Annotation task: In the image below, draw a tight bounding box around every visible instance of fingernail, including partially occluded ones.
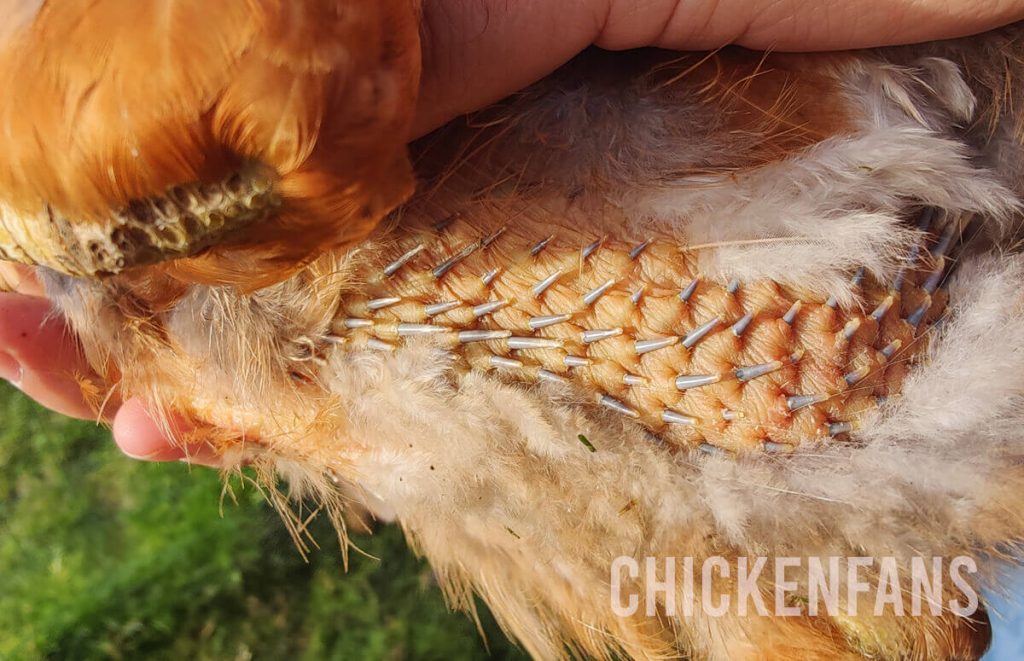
[121,449,161,461]
[0,352,23,388]
[121,447,181,462]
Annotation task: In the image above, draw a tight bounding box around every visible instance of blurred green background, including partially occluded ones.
[7,376,1020,661]
[0,382,526,660]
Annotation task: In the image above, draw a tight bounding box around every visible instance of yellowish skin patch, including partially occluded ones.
[332,203,947,454]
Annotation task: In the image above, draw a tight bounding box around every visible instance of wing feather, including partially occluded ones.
[0,0,421,286]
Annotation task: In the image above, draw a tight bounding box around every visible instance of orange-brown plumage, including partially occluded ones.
[0,0,421,286]
[7,5,1024,659]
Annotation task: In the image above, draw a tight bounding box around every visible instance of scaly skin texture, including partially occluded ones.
[335,200,948,453]
[34,38,1024,661]
[0,0,421,286]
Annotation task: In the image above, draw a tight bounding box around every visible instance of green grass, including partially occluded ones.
[0,383,525,660]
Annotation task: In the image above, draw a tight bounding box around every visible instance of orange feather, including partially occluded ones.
[0,0,421,287]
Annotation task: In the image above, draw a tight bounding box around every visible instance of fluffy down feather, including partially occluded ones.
[38,28,1024,661]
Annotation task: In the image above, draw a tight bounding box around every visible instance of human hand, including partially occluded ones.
[0,264,218,463]
[3,0,1022,464]
[412,0,1024,134]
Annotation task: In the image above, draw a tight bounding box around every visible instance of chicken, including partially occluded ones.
[7,3,1024,659]
[0,0,421,288]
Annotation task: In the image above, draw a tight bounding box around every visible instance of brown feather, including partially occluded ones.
[0,0,421,285]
